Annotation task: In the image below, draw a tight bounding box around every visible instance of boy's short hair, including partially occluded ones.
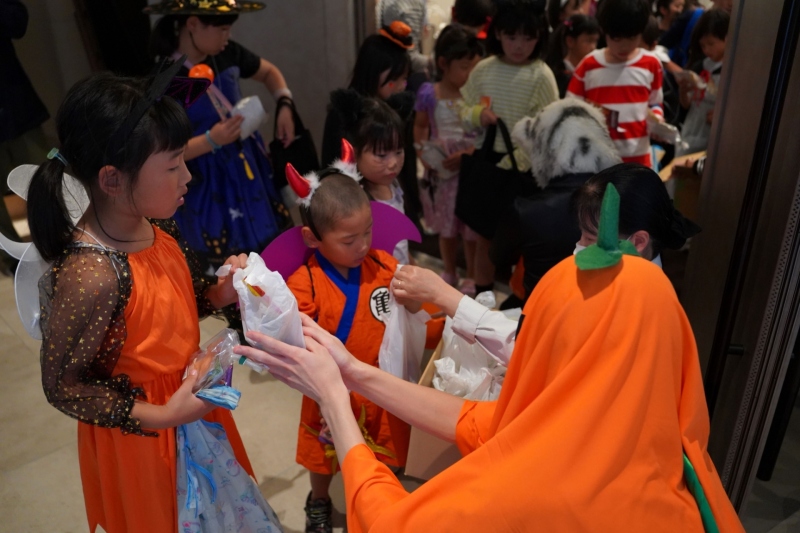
[692,8,730,42]
[306,174,371,236]
[597,0,651,39]
[641,16,661,48]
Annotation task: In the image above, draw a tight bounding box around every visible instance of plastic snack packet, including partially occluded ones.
[230,253,306,371]
[185,328,245,409]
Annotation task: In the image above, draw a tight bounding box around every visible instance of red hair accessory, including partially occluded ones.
[379,21,414,50]
[476,16,491,40]
[285,163,320,208]
[286,139,361,208]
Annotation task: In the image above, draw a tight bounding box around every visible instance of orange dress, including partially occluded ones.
[287,249,410,474]
[341,256,744,532]
[39,225,253,533]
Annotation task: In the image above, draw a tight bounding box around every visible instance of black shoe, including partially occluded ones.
[304,491,332,533]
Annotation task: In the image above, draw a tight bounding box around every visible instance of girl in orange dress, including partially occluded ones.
[28,66,265,532]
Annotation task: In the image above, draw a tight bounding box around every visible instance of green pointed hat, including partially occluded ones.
[575,183,640,270]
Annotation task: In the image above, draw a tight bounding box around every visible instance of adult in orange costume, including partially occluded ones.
[236,185,744,532]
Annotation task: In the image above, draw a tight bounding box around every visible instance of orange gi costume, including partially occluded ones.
[340,255,744,532]
[288,249,411,473]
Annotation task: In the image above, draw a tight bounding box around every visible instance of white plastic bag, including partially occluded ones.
[231,253,305,364]
[377,275,431,382]
[432,316,505,401]
[231,96,267,140]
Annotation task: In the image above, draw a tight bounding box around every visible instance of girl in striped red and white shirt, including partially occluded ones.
[567,0,664,168]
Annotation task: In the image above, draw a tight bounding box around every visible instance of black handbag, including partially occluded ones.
[455,118,535,239]
[269,98,320,190]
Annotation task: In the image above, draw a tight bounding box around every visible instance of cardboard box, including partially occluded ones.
[404,340,463,480]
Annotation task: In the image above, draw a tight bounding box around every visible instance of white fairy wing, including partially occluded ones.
[1,165,90,340]
[9,165,89,223]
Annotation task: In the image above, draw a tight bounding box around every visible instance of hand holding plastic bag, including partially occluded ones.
[378,271,431,382]
[230,253,306,361]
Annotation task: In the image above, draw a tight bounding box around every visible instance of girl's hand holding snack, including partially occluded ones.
[208,253,249,308]
[163,367,217,426]
[210,115,245,146]
[275,105,296,148]
[480,107,498,127]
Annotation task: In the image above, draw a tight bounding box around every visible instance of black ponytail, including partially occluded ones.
[27,72,192,262]
[28,159,73,262]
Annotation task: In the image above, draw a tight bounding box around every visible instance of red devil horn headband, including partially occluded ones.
[341,139,356,164]
[286,163,321,208]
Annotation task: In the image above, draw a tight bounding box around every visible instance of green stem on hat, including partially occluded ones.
[575,183,640,271]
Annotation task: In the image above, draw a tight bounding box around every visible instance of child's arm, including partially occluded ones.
[458,63,496,129]
[40,253,154,435]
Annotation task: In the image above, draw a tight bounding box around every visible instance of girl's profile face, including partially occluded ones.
[188,18,232,56]
[130,148,192,219]
[357,145,405,187]
[377,69,408,100]
[566,32,599,62]
[497,31,537,64]
[439,55,481,89]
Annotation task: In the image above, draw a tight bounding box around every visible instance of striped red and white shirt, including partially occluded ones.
[567,49,664,167]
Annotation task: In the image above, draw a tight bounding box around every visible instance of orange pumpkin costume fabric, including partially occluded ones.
[287,249,410,473]
[341,255,744,532]
[44,227,253,533]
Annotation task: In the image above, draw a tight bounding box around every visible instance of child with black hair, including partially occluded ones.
[545,14,600,97]
[568,0,665,168]
[546,0,592,30]
[452,0,495,35]
[655,0,686,34]
[459,0,559,296]
[677,8,729,156]
[414,24,482,292]
[320,23,413,166]
[353,98,414,264]
[147,1,293,270]
[27,70,274,532]
[285,168,421,533]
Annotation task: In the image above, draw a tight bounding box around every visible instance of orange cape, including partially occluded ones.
[342,256,744,532]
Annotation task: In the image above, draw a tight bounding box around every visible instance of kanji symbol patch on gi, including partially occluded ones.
[369,287,392,322]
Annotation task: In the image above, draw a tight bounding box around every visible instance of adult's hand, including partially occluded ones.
[299,314,361,387]
[275,105,295,148]
[392,265,464,318]
[234,329,348,405]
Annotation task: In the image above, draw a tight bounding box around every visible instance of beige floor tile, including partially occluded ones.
[0,443,87,532]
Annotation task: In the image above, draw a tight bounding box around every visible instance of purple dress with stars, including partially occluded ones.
[173,40,288,268]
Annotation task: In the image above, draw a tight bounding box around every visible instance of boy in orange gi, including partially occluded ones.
[284,148,421,533]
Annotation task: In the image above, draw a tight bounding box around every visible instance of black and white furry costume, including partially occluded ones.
[491,99,622,300]
[512,98,621,189]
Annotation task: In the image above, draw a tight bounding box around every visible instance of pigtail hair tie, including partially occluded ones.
[47,148,69,167]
